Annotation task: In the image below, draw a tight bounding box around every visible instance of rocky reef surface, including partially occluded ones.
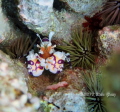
[60,0,106,14]
[0,50,40,112]
[0,0,11,43]
[18,0,106,41]
[28,68,88,112]
[44,90,88,112]
[0,50,88,112]
[0,0,120,112]
[98,25,120,56]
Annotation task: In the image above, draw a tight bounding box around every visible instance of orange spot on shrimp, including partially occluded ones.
[40,46,53,59]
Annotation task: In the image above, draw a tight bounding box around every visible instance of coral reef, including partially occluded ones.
[60,0,106,15]
[17,0,79,41]
[0,50,40,112]
[98,25,120,56]
[1,0,120,112]
[17,0,106,41]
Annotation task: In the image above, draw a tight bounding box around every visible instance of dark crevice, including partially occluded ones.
[53,0,68,11]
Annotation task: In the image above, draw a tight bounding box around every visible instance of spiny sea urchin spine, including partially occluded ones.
[57,26,98,69]
[97,0,120,27]
[83,70,107,112]
[0,32,37,59]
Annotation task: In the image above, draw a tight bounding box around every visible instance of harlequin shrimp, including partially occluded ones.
[26,32,69,76]
[26,50,45,76]
[45,51,66,74]
[37,31,56,59]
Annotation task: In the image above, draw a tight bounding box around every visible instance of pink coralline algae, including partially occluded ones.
[46,81,68,90]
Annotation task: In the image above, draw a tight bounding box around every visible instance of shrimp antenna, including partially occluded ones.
[36,34,42,43]
[49,31,55,42]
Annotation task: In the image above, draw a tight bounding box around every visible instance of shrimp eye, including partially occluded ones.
[58,59,64,64]
[28,60,34,65]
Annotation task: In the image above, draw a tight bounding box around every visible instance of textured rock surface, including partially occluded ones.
[28,68,87,112]
[28,68,84,94]
[18,0,106,41]
[0,0,11,43]
[98,25,120,56]
[18,0,81,41]
[60,0,106,14]
[0,50,40,112]
[44,90,88,112]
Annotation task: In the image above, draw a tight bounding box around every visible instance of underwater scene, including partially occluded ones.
[0,0,120,112]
